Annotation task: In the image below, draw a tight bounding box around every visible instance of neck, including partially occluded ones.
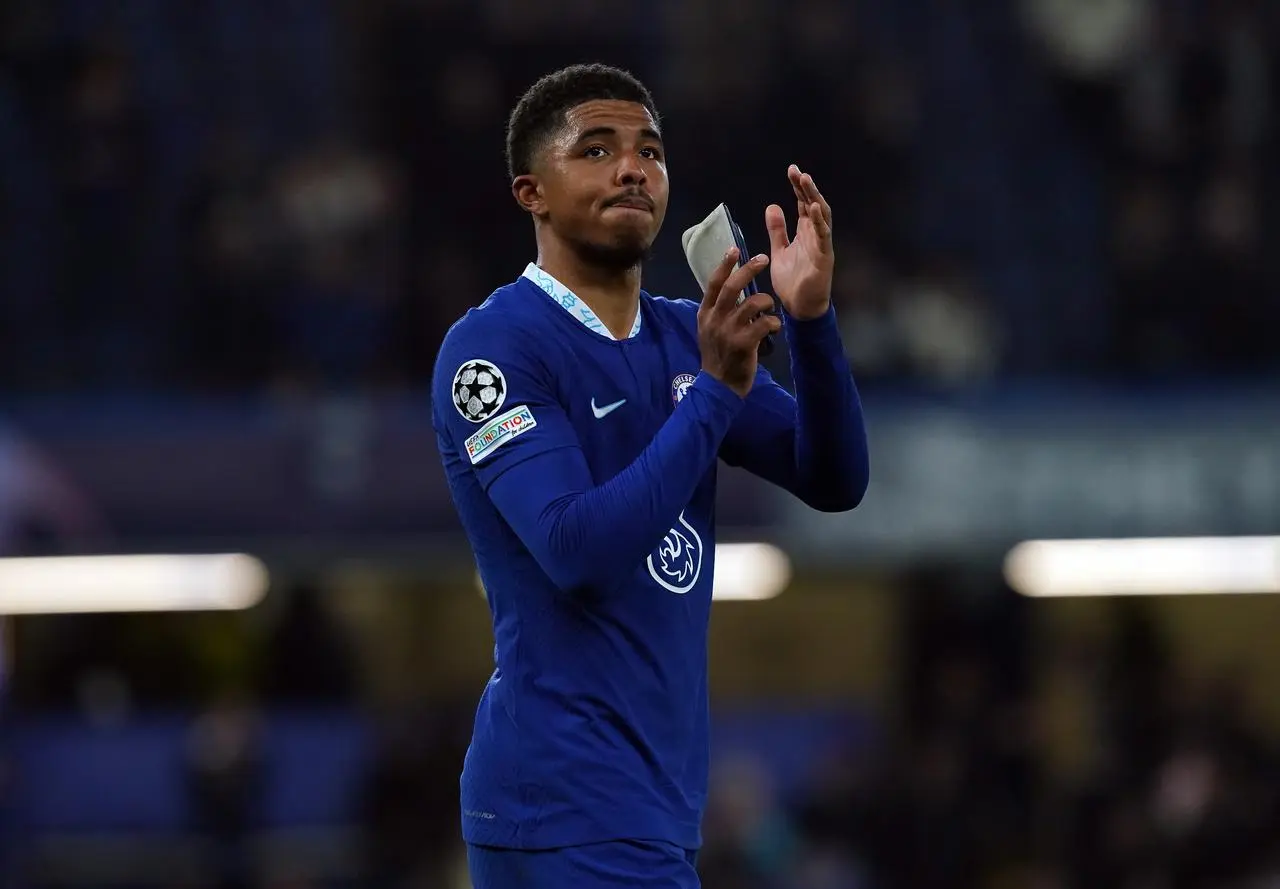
[535,236,641,340]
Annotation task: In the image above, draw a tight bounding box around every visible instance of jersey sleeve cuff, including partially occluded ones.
[785,304,848,367]
[784,303,839,341]
[692,371,747,415]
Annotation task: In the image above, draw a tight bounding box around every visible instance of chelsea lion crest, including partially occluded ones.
[646,511,704,594]
[671,373,697,405]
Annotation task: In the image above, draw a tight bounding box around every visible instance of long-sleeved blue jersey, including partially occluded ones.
[431,264,868,852]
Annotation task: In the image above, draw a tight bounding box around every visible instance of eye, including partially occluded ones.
[640,146,663,160]
[583,145,608,158]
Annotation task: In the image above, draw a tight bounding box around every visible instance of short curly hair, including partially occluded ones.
[505,63,660,180]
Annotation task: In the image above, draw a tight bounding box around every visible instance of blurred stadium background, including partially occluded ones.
[1,0,1279,887]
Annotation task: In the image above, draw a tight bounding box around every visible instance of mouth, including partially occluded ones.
[607,197,654,213]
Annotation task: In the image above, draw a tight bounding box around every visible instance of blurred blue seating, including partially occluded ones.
[7,707,872,832]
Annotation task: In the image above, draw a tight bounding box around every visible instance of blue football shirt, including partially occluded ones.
[431,264,868,852]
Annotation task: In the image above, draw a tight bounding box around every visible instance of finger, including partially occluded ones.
[764,204,790,253]
[788,163,804,191]
[809,201,832,250]
[732,291,777,324]
[716,254,769,315]
[788,164,807,217]
[739,312,783,346]
[700,247,742,315]
[758,313,783,336]
[801,173,833,227]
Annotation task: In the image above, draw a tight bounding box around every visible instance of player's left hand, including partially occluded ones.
[765,164,834,321]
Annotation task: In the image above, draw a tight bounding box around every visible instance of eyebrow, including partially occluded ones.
[574,125,664,145]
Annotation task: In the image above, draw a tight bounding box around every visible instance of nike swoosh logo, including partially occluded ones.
[591,397,627,419]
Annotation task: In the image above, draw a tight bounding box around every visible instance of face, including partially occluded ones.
[514,99,669,270]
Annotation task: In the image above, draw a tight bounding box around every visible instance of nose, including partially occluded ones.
[615,152,647,187]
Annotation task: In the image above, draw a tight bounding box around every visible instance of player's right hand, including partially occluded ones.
[697,248,781,398]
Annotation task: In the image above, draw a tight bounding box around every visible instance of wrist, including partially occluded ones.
[786,301,836,325]
[786,298,832,321]
[695,370,749,403]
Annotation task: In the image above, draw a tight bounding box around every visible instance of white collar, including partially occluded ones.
[522,263,642,341]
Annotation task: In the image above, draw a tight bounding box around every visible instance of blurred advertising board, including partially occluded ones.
[0,395,778,555]
[779,386,1280,565]
[3,386,1277,563]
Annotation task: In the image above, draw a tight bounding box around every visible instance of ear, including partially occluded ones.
[512,175,546,217]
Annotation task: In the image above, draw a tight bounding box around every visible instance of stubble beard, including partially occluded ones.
[571,229,656,273]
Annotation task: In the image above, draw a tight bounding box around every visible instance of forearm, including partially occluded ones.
[786,306,870,510]
[489,373,742,591]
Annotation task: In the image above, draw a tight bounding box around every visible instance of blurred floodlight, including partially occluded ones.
[0,554,269,614]
[1005,537,1280,598]
[476,542,790,601]
[709,543,791,600]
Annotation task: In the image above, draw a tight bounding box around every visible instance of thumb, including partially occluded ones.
[764,204,790,253]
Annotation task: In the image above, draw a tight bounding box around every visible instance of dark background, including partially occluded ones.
[1,0,1279,887]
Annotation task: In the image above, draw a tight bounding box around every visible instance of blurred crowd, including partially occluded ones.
[8,573,1280,889]
[0,0,1276,393]
[699,579,1280,889]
